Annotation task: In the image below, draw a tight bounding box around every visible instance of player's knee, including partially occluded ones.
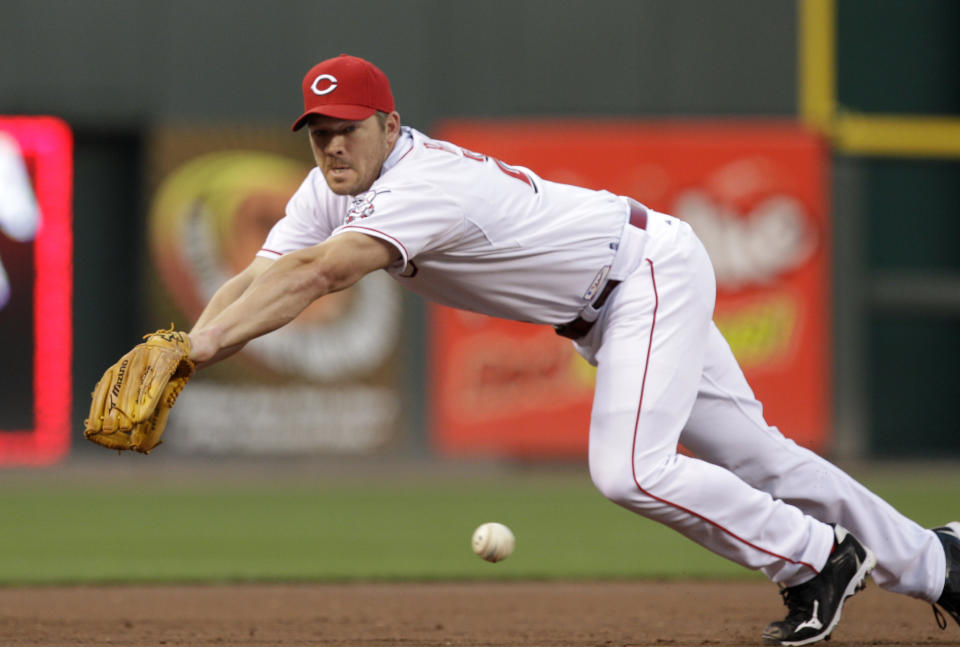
[588,459,637,505]
[589,451,679,508]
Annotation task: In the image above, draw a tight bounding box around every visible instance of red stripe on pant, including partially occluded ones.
[628,258,818,576]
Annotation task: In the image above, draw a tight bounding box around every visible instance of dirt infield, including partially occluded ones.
[0,580,950,646]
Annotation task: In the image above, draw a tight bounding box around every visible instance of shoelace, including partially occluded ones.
[779,584,817,622]
[933,604,947,630]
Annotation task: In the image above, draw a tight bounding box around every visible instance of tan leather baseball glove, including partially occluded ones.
[84,327,195,453]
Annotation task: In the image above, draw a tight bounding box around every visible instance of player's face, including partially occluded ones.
[307,112,400,196]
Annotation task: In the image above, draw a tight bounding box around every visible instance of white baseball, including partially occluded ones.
[471,522,515,563]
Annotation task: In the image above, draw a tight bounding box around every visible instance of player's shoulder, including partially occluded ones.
[378,127,471,189]
[364,141,466,215]
[407,127,467,162]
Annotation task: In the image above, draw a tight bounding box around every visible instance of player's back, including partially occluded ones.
[370,128,630,323]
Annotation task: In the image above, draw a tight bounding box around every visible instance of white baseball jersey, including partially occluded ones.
[259,127,632,325]
[258,125,945,604]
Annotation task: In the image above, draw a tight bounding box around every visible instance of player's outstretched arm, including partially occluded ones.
[188,231,398,366]
[193,257,273,331]
[188,256,273,368]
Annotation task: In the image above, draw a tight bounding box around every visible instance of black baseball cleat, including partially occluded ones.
[931,522,960,629]
[762,525,876,646]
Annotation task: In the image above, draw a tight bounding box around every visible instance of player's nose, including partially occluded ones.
[324,134,347,155]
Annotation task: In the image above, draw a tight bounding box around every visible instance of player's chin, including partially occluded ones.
[324,170,363,195]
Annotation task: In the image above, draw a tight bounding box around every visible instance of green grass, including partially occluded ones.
[0,463,957,585]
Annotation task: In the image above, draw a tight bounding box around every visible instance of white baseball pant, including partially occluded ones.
[576,209,944,600]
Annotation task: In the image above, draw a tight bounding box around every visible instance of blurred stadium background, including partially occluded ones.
[0,0,958,584]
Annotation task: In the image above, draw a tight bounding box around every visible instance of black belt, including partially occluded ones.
[554,279,622,339]
[554,200,648,340]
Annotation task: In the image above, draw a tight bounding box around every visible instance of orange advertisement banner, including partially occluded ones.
[429,120,830,457]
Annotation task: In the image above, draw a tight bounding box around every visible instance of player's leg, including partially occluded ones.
[679,322,946,602]
[584,220,836,588]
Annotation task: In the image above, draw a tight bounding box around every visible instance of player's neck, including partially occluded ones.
[379,127,412,178]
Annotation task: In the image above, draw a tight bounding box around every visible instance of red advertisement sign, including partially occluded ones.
[0,117,73,465]
[430,120,830,457]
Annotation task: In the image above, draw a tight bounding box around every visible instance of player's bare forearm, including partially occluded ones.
[188,232,398,365]
[189,255,324,362]
[190,342,246,370]
[188,257,273,368]
[192,264,264,332]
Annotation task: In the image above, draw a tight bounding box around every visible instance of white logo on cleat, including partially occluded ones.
[794,600,823,633]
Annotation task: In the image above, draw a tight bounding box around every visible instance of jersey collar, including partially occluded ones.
[379,126,414,178]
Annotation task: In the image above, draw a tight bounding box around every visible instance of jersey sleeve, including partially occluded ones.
[330,182,464,269]
[257,169,343,259]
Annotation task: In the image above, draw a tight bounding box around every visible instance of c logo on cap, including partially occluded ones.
[310,74,338,96]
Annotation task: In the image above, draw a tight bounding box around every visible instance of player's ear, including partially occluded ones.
[384,111,401,139]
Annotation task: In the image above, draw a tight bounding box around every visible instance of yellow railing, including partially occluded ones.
[799,0,960,158]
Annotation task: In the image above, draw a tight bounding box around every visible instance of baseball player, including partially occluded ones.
[101,54,960,644]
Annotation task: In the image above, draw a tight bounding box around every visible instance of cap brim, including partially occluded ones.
[291,105,378,131]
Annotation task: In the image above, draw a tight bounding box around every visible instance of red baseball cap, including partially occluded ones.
[291,54,395,131]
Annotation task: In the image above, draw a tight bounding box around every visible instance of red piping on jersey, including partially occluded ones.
[395,140,414,164]
[339,224,410,261]
[259,247,283,256]
[628,258,819,577]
